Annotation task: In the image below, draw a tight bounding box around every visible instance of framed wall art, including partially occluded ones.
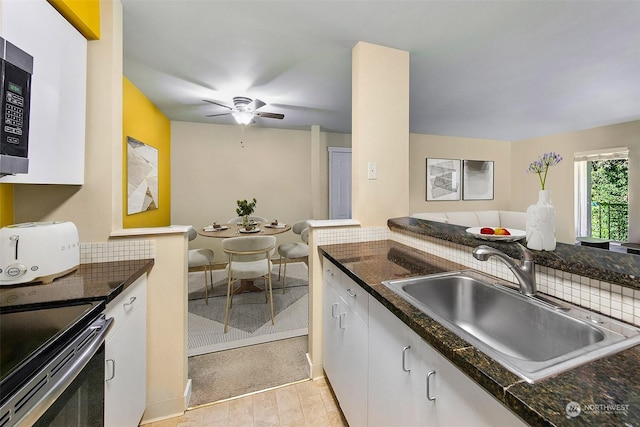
[426,158,461,201]
[462,160,494,200]
[127,136,159,214]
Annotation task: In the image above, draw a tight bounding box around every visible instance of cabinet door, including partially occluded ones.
[105,277,147,427]
[421,340,526,427]
[323,280,368,427]
[369,295,526,427]
[368,296,432,427]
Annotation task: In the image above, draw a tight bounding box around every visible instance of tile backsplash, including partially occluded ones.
[80,240,155,264]
[310,224,640,327]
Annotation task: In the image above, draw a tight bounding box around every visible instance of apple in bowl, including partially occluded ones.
[479,227,511,236]
[494,227,511,236]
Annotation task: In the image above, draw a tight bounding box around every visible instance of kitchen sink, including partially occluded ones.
[383,271,640,383]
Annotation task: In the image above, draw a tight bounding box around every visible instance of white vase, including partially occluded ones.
[526,189,556,251]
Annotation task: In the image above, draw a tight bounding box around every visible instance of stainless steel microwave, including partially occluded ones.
[0,37,33,176]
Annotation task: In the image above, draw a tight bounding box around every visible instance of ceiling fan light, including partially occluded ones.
[232,111,253,125]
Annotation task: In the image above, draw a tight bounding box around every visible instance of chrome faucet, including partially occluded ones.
[472,243,537,296]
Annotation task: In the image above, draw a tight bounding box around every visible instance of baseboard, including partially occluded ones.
[306,352,313,378]
[184,378,192,409]
[139,395,187,424]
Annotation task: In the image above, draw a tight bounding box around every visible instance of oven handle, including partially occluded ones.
[17,315,114,427]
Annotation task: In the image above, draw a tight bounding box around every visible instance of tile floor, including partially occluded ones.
[145,377,348,427]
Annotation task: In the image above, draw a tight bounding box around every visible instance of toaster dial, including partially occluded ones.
[5,263,27,278]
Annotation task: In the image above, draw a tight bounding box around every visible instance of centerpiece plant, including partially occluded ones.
[236,198,257,229]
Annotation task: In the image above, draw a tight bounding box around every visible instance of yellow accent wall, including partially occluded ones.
[0,184,14,227]
[123,77,171,228]
[48,0,100,40]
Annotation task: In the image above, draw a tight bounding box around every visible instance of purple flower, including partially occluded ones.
[527,152,563,190]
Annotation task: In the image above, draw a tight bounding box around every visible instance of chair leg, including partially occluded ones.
[209,262,214,290]
[203,265,209,305]
[278,256,283,281]
[282,258,288,294]
[224,274,233,334]
[267,272,274,325]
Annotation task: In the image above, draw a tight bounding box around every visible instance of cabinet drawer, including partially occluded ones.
[323,258,368,324]
[323,260,342,288]
[105,275,146,338]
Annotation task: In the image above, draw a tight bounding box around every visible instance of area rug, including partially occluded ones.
[188,262,308,356]
[188,335,309,407]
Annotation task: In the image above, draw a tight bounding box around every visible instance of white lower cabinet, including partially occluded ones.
[323,267,368,427]
[104,275,147,427]
[368,295,526,427]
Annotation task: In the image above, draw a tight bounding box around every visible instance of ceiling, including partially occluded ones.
[122,1,640,141]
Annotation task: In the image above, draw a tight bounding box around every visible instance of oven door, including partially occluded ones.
[0,307,112,427]
[32,341,106,426]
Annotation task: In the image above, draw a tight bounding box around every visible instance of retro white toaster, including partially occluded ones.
[0,221,80,285]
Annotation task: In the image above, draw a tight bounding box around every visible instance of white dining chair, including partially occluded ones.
[222,235,276,333]
[277,220,309,294]
[187,226,215,305]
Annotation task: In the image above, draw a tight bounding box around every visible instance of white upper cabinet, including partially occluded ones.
[0,0,87,184]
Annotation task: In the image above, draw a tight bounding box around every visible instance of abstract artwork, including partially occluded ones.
[463,160,494,200]
[127,136,158,214]
[426,158,461,201]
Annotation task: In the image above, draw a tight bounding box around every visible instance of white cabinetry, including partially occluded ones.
[105,275,147,427]
[0,0,87,184]
[368,295,526,427]
[322,261,368,427]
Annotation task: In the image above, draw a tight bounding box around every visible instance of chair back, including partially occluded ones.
[187,226,198,241]
[300,228,309,244]
[291,220,309,235]
[223,236,276,262]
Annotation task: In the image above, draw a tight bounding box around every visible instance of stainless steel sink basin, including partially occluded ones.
[383,271,640,383]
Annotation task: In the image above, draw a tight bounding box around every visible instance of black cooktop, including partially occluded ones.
[0,301,105,403]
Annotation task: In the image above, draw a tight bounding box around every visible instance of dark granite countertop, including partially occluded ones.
[319,240,640,427]
[389,216,640,290]
[0,259,154,310]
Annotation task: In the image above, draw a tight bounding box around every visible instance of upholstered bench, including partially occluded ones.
[411,210,527,230]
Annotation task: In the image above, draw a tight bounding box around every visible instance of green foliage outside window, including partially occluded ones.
[590,159,628,241]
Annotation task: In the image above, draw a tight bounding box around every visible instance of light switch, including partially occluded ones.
[368,162,377,180]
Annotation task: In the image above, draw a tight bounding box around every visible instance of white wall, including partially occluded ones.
[409,133,512,215]
[511,120,639,244]
[170,121,350,262]
[352,42,410,226]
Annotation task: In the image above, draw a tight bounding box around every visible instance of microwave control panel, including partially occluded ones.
[1,59,31,158]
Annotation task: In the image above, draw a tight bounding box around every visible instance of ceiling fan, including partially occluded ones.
[203,96,284,125]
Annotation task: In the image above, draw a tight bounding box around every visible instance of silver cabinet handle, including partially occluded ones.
[426,370,436,401]
[331,303,339,318]
[402,346,411,372]
[339,313,346,329]
[123,296,137,308]
[346,288,356,297]
[106,358,116,381]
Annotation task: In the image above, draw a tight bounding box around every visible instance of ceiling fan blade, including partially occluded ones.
[206,112,232,117]
[247,98,266,112]
[255,111,284,120]
[203,99,233,110]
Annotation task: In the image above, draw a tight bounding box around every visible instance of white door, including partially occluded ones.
[329,147,352,219]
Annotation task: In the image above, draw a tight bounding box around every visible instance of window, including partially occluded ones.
[574,147,629,242]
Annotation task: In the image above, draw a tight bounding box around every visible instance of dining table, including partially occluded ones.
[198,221,292,293]
[198,222,292,238]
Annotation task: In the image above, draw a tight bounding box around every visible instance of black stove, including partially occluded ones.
[0,300,107,426]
